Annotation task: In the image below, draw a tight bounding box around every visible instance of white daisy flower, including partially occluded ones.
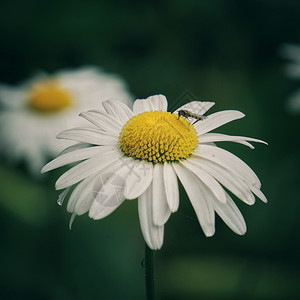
[0,67,133,174]
[282,43,300,112]
[42,95,267,250]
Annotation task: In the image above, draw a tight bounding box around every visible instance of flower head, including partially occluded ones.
[42,95,267,250]
[0,67,133,174]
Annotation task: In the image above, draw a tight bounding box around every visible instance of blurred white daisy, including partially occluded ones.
[42,95,267,250]
[282,43,300,112]
[0,67,133,174]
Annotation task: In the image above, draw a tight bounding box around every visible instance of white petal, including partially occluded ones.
[173,101,215,115]
[197,133,267,149]
[190,157,255,205]
[133,98,153,115]
[193,145,261,188]
[67,173,99,213]
[194,110,245,136]
[57,127,118,145]
[57,187,71,206]
[79,110,122,134]
[181,160,227,203]
[0,84,26,109]
[124,160,153,199]
[58,143,89,156]
[89,161,130,219]
[68,159,123,215]
[146,94,168,111]
[55,150,121,190]
[212,193,246,235]
[138,184,164,250]
[173,163,215,237]
[102,100,133,124]
[42,146,116,173]
[164,163,179,212]
[232,141,255,149]
[152,164,171,226]
[250,186,268,203]
[69,213,76,230]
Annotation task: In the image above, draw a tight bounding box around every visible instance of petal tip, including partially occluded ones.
[55,182,63,191]
[56,132,63,139]
[204,227,215,237]
[88,210,96,219]
[123,191,137,200]
[69,213,76,230]
[238,228,247,235]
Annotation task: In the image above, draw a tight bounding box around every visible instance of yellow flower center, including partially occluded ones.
[28,80,73,112]
[119,111,198,164]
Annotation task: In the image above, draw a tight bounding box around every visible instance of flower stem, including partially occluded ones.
[145,243,155,300]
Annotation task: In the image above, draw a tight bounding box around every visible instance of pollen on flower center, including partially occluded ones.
[119,111,198,163]
[28,81,73,112]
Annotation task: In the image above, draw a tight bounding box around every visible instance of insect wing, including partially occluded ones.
[184,116,195,123]
[173,101,215,116]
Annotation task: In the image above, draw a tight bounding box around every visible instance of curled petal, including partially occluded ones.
[197,133,267,149]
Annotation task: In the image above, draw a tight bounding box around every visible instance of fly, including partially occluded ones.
[177,110,206,124]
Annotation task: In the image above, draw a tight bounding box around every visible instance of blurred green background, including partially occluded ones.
[0,0,300,299]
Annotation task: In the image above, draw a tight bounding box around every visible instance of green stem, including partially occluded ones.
[145,243,155,300]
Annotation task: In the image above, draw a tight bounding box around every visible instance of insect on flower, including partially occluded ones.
[42,95,268,250]
[177,109,207,124]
